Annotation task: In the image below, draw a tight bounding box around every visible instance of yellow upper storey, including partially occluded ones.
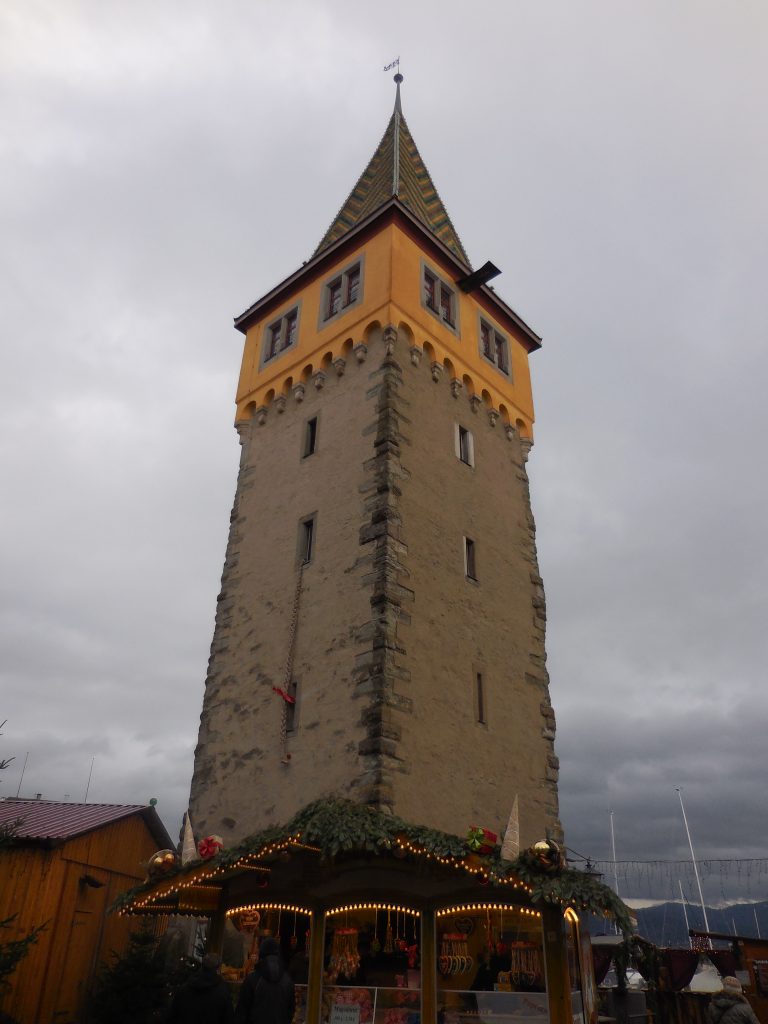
[235,216,539,438]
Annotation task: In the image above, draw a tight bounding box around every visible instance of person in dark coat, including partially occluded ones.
[707,977,760,1024]
[167,953,234,1024]
[235,937,295,1024]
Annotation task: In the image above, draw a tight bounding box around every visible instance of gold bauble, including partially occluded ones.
[148,849,178,875]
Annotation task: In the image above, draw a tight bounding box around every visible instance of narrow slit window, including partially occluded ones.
[476,673,486,725]
[285,680,298,734]
[457,425,473,466]
[464,537,477,580]
[301,518,315,564]
[303,417,318,457]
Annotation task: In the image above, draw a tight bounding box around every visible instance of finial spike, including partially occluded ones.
[394,72,403,113]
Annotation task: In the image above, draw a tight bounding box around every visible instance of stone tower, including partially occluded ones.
[189,79,561,851]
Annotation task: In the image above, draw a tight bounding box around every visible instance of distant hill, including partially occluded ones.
[589,899,768,947]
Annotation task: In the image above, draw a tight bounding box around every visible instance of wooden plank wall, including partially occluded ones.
[0,814,167,1024]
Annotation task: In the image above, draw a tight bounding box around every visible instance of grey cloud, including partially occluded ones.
[2,1,766,887]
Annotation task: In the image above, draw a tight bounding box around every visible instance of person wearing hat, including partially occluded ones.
[166,953,234,1024]
[707,977,759,1024]
[235,937,295,1024]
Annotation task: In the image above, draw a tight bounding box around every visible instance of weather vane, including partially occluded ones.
[383,57,400,72]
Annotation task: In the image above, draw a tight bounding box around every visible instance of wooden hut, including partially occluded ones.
[0,797,173,1024]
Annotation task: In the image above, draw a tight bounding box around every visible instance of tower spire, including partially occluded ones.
[392,73,403,196]
[313,77,471,267]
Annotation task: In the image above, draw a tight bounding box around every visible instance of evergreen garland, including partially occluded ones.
[114,798,633,934]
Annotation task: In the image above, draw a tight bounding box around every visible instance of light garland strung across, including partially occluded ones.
[390,838,533,895]
[436,903,541,919]
[123,833,320,914]
[124,827,626,923]
[226,902,312,918]
[326,903,421,918]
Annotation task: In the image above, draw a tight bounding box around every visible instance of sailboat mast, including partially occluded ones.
[679,879,692,950]
[609,810,620,896]
[676,787,711,941]
[609,810,621,936]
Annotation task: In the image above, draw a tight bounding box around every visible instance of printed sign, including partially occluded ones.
[330,1004,361,1024]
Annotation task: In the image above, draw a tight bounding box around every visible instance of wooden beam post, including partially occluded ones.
[305,909,325,1024]
[542,905,572,1024]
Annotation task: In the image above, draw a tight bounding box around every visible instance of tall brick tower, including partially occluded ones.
[189,77,561,851]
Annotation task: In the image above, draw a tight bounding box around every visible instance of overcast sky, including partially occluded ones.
[2,0,766,899]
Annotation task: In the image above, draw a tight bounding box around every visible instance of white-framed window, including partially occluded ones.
[321,260,363,324]
[422,264,457,331]
[261,305,299,366]
[479,317,511,377]
[463,536,478,581]
[454,424,474,467]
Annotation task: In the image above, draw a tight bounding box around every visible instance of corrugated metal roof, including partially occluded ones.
[0,798,172,847]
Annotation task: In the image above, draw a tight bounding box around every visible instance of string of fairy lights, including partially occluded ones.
[327,903,420,918]
[435,904,541,919]
[583,858,768,901]
[120,834,318,916]
[121,832,541,917]
[121,831,611,923]
[226,903,312,919]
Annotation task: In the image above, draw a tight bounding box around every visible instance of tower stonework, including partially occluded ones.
[190,85,562,852]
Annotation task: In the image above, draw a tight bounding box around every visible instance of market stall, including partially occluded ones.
[115,799,630,1024]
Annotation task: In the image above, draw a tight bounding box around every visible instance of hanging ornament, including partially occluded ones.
[232,910,261,934]
[439,933,473,976]
[290,912,298,950]
[329,927,360,982]
[371,910,381,954]
[146,849,177,880]
[197,835,224,860]
[466,826,498,854]
[396,909,408,951]
[384,909,394,954]
[529,839,564,873]
[496,908,507,956]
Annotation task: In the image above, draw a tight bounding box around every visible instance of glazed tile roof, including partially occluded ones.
[314,82,471,268]
[0,797,172,847]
